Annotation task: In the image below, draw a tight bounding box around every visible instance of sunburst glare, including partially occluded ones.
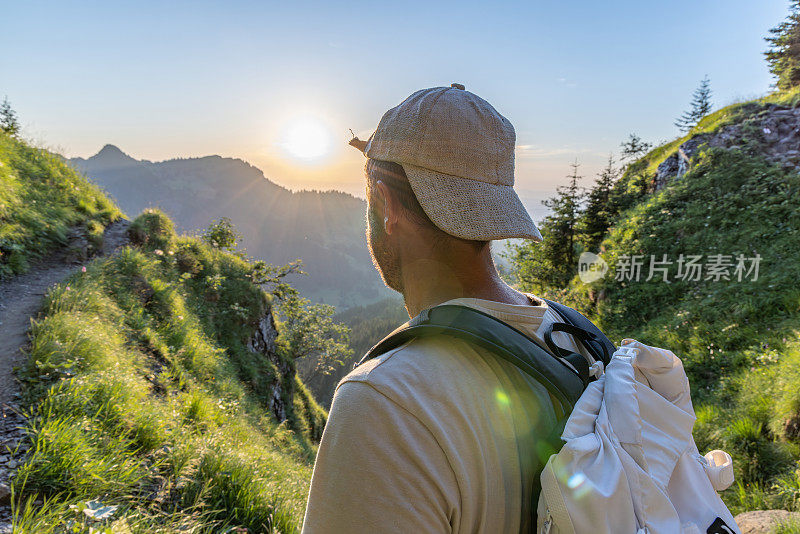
[280,117,331,161]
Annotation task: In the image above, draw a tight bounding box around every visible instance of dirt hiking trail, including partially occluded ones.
[0,220,130,528]
[0,220,130,404]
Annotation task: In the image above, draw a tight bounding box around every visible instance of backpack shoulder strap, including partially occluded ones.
[541,298,616,366]
[356,304,586,413]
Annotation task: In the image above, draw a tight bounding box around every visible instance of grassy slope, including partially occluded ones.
[15,210,326,533]
[560,90,800,513]
[0,131,121,278]
[1,134,326,532]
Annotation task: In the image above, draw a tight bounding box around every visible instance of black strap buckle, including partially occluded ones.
[544,322,611,385]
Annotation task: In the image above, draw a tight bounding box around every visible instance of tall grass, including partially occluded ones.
[0,131,121,278]
[12,210,325,533]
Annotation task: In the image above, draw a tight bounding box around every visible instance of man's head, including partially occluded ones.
[364,158,489,292]
[353,84,542,295]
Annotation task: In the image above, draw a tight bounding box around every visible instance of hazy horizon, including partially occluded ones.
[71,141,557,222]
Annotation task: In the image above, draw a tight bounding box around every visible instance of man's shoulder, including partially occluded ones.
[336,335,488,407]
[341,336,461,385]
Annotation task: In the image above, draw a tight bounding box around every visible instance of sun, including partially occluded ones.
[280,117,331,161]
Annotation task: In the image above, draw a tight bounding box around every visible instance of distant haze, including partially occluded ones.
[71,145,393,309]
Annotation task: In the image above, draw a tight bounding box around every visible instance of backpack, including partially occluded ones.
[358,300,738,534]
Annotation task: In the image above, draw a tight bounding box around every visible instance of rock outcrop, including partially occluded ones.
[247,311,292,423]
[655,104,800,190]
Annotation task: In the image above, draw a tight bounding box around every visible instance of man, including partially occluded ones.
[302,84,590,533]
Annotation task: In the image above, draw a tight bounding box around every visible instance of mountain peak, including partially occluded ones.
[95,144,128,157]
[88,144,137,165]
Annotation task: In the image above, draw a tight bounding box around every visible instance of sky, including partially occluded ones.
[1,0,790,221]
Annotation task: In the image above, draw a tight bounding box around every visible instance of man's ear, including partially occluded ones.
[374,180,399,235]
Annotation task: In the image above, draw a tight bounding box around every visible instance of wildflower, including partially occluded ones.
[81,266,87,273]
[65,286,70,291]
[168,250,174,255]
[154,249,164,256]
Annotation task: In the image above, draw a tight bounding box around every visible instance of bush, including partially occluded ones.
[127,208,175,251]
[202,217,240,251]
[724,417,792,485]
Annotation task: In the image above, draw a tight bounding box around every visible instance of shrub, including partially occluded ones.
[725,417,793,486]
[127,208,175,251]
[202,217,241,251]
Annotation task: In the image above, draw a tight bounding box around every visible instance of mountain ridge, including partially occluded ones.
[70,147,391,308]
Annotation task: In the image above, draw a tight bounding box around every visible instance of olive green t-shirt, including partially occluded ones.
[302,294,592,533]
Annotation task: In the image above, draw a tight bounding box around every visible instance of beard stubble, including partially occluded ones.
[366,206,404,294]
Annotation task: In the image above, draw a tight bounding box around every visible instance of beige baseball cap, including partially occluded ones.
[350,83,542,242]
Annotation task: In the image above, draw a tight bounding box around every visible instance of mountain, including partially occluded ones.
[71,146,392,308]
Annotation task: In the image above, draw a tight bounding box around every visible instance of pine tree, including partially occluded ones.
[674,76,712,133]
[510,161,586,291]
[547,160,585,269]
[0,97,20,137]
[579,154,619,251]
[620,133,652,162]
[765,0,800,90]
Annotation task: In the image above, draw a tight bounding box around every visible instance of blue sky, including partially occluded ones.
[1,0,790,220]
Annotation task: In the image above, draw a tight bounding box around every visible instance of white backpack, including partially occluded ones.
[536,339,739,534]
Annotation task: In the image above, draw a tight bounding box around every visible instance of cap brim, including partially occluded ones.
[401,162,543,242]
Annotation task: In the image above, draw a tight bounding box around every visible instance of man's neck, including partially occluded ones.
[399,253,531,318]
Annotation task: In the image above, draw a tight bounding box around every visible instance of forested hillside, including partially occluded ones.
[300,297,407,408]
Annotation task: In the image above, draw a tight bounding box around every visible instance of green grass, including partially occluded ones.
[549,90,800,514]
[771,517,800,534]
[0,131,121,278]
[12,209,326,533]
[583,148,800,389]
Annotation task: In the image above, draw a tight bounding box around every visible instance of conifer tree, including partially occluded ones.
[606,133,653,216]
[620,133,651,162]
[765,0,800,90]
[579,154,619,251]
[510,160,585,291]
[0,97,20,137]
[674,76,712,133]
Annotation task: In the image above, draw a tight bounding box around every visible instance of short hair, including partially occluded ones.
[365,158,489,250]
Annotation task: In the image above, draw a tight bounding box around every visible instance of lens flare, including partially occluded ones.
[495,389,511,407]
[567,472,586,489]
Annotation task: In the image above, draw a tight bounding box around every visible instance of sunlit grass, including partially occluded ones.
[0,131,121,278]
[12,210,325,533]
